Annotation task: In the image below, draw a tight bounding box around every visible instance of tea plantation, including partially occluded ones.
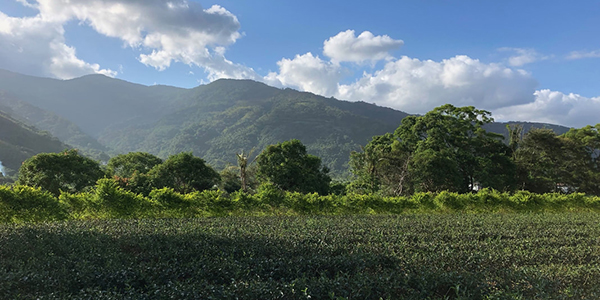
[1,214,599,299]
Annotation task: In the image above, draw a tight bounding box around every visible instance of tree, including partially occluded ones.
[349,133,412,196]
[514,128,589,193]
[219,168,242,193]
[561,124,600,194]
[256,139,331,195]
[236,149,257,193]
[149,152,220,194]
[107,152,162,178]
[17,149,104,196]
[394,104,515,193]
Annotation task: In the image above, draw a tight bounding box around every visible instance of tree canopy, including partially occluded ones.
[107,152,163,178]
[351,104,516,195]
[17,149,104,196]
[149,152,220,194]
[256,139,331,195]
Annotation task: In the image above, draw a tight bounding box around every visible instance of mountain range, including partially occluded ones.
[0,69,571,177]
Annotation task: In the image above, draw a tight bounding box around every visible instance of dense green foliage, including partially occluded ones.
[350,105,600,196]
[3,179,600,222]
[514,125,600,195]
[16,149,104,197]
[256,139,331,195]
[107,152,163,178]
[2,214,600,299]
[148,152,221,194]
[351,105,516,195]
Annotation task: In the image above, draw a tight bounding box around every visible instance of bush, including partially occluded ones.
[149,187,187,209]
[94,178,156,218]
[434,191,464,210]
[0,185,67,222]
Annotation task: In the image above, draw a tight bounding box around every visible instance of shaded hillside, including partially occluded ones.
[0,69,185,137]
[0,110,68,175]
[0,91,109,160]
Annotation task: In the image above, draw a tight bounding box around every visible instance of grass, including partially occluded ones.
[1,213,600,299]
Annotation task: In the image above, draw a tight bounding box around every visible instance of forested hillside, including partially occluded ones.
[98,79,411,174]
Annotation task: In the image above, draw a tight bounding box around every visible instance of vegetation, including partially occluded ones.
[1,214,600,299]
[256,139,331,195]
[0,91,110,161]
[3,181,600,222]
[16,149,104,197]
[107,152,163,178]
[350,105,600,197]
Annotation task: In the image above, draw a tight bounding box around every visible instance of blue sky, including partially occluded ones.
[1,0,599,127]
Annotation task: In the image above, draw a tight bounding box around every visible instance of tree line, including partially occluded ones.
[7,104,600,197]
[349,104,600,196]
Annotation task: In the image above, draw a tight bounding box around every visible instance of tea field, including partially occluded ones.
[1,214,600,299]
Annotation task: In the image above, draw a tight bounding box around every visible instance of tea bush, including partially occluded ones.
[1,214,600,299]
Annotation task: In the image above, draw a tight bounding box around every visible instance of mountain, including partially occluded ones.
[0,69,572,176]
[0,91,109,160]
[97,79,411,174]
[0,69,185,137]
[0,110,69,176]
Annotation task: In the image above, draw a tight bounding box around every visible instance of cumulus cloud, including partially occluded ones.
[567,50,600,60]
[336,55,538,113]
[0,11,116,79]
[494,90,600,128]
[498,47,550,67]
[265,53,343,96]
[323,30,403,64]
[1,0,256,80]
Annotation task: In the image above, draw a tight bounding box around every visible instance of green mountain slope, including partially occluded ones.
[0,110,69,175]
[98,80,410,174]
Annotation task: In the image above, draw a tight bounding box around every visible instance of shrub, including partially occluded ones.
[0,185,67,222]
[94,178,156,218]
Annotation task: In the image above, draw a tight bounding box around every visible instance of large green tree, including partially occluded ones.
[17,149,104,196]
[352,104,516,194]
[561,124,600,194]
[256,139,331,195]
[515,127,598,194]
[395,104,515,193]
[149,152,220,194]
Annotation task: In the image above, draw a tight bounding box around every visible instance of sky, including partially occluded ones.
[1,0,599,128]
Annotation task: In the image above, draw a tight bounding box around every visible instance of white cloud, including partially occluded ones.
[323,30,403,64]
[336,55,538,113]
[494,90,600,128]
[1,0,255,80]
[0,11,115,79]
[567,50,600,60]
[498,47,550,67]
[265,52,343,96]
